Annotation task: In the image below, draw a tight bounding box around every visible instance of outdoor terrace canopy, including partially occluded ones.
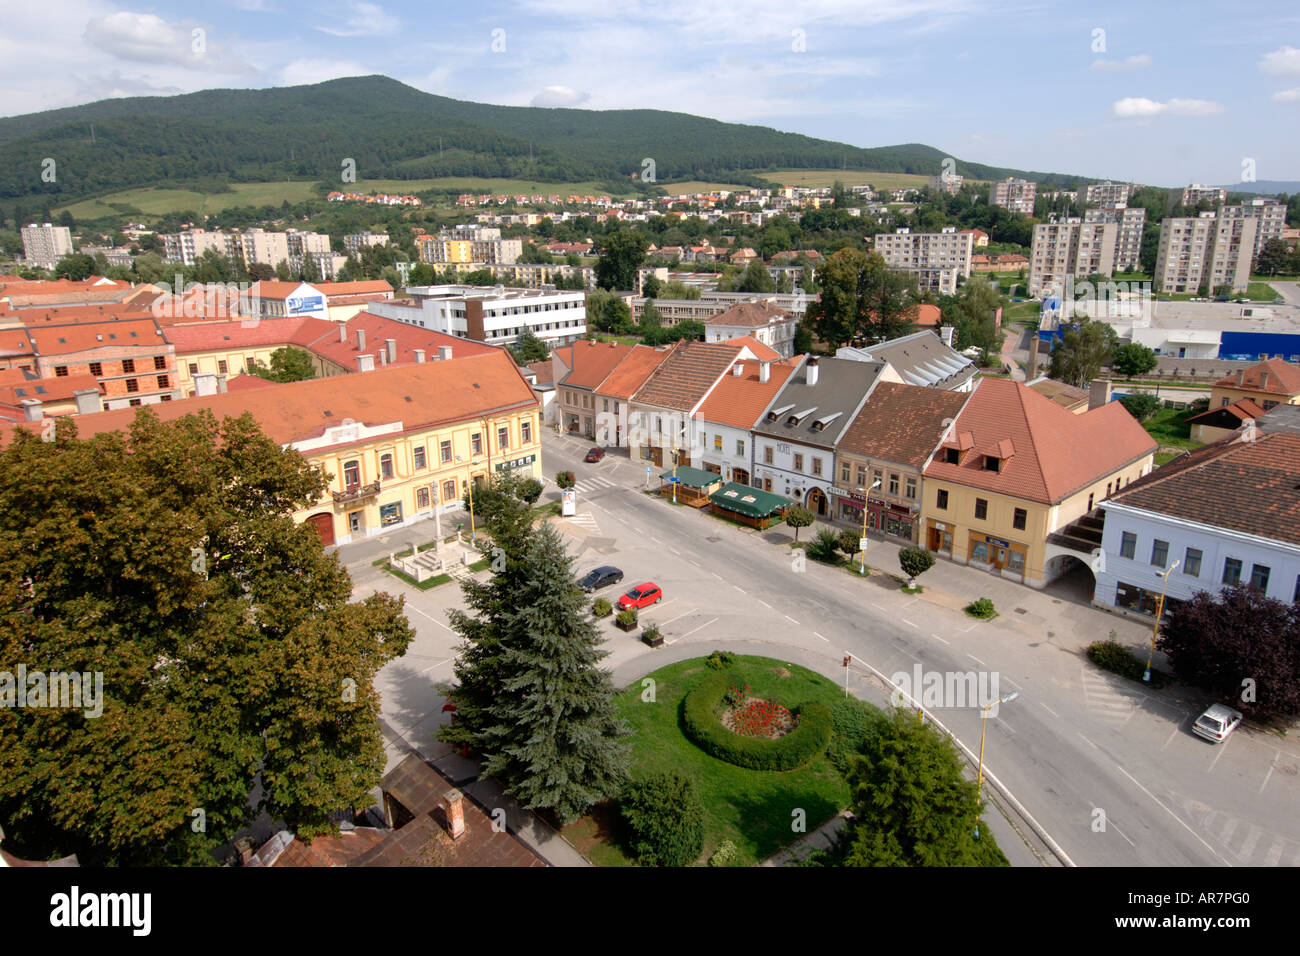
[708,481,791,521]
[659,466,725,489]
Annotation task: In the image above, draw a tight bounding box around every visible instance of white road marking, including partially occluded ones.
[669,547,681,556]
[1208,737,1231,772]
[405,604,453,632]
[678,617,719,639]
[901,618,917,628]
[1039,703,1059,718]
[1162,726,1181,751]
[967,653,986,667]
[813,631,829,643]
[710,571,723,580]
[783,614,798,624]
[1078,732,1098,750]
[660,610,695,627]
[757,599,772,609]
[1111,820,1137,848]
[1259,764,1275,795]
[1113,765,1230,865]
[1002,676,1021,689]
[930,633,950,644]
[871,602,887,610]
[420,657,454,674]
[733,584,744,592]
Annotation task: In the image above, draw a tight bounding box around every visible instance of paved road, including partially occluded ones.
[345,432,1300,868]
[1270,280,1300,306]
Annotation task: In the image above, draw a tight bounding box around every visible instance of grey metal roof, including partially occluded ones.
[752,356,886,446]
[837,331,976,390]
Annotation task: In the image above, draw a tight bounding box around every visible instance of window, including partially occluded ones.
[218,360,228,374]
[154,356,166,371]
[736,439,744,457]
[945,448,959,464]
[246,356,256,371]
[344,460,361,488]
[764,446,774,465]
[1294,575,1300,604]
[55,366,68,377]
[442,479,456,503]
[379,454,394,479]
[974,498,987,520]
[1087,493,1094,511]
[1013,508,1027,530]
[128,398,141,407]
[905,477,916,500]
[1222,558,1242,586]
[122,359,135,374]
[1106,481,1112,496]
[983,455,1000,472]
[414,446,427,470]
[936,488,948,509]
[1183,548,1202,577]
[812,458,822,477]
[440,440,452,463]
[793,453,804,472]
[498,426,509,451]
[157,375,169,389]
[888,474,899,495]
[522,420,532,444]
[89,362,102,377]
[416,487,430,509]
[1120,532,1136,559]
[856,466,867,487]
[840,463,850,482]
[188,362,199,375]
[1150,539,1168,568]
[471,433,483,455]
[1250,564,1270,592]
[714,434,723,451]
[125,378,138,393]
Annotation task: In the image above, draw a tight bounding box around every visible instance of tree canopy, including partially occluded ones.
[1048,319,1117,388]
[248,346,318,383]
[804,249,920,349]
[595,229,649,292]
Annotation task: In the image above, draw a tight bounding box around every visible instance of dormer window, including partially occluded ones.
[766,403,795,424]
[945,448,960,464]
[786,407,817,427]
[984,455,1001,473]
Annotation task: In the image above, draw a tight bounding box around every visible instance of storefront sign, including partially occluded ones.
[983,535,1011,548]
[496,454,537,472]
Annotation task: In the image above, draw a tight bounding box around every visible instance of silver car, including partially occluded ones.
[1192,704,1243,743]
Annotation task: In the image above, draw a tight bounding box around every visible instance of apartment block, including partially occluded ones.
[872,226,974,295]
[1085,182,1136,205]
[1083,203,1147,271]
[929,173,963,196]
[988,178,1037,215]
[1182,184,1227,206]
[418,234,522,266]
[1028,219,1118,296]
[1218,198,1286,263]
[344,232,390,257]
[370,284,586,347]
[20,224,74,270]
[1154,211,1258,294]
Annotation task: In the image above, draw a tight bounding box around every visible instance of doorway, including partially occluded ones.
[807,487,827,517]
[348,511,363,535]
[307,512,335,547]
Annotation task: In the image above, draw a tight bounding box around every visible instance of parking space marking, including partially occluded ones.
[757,599,772,609]
[420,657,454,674]
[930,633,950,644]
[813,631,829,643]
[871,602,887,611]
[1078,732,1098,750]
[406,604,453,632]
[1039,703,1059,718]
[1208,737,1231,772]
[783,614,798,625]
[967,653,986,667]
[901,618,917,628]
[1162,725,1181,751]
[661,609,696,628]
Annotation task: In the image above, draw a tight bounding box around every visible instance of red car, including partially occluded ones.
[617,582,662,611]
[584,447,605,463]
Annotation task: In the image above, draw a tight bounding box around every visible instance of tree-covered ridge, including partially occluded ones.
[0,75,1091,203]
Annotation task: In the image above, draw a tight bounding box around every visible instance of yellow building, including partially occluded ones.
[1209,358,1300,411]
[920,378,1156,588]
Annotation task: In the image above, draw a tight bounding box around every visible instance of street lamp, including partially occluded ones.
[975,691,1019,838]
[858,478,882,575]
[1144,559,1179,682]
[455,453,482,542]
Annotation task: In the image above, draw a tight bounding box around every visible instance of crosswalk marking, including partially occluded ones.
[573,475,618,493]
[1080,667,1138,724]
[1172,792,1298,866]
[564,512,601,535]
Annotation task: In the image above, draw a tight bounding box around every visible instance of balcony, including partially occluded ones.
[332,480,381,504]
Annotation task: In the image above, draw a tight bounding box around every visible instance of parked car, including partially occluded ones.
[584,447,605,463]
[1192,703,1243,743]
[579,566,624,592]
[617,582,663,611]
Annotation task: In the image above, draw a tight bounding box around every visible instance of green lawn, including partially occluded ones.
[567,655,854,866]
[1142,406,1205,458]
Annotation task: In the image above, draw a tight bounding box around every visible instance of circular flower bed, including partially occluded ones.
[681,670,831,771]
[722,696,796,739]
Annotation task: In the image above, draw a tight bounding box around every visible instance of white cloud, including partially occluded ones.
[1089,54,1151,71]
[1272,87,1300,103]
[1112,97,1224,118]
[1259,45,1300,75]
[315,1,399,38]
[530,86,590,108]
[279,59,372,87]
[83,11,254,74]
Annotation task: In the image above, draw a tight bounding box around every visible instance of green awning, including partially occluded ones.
[659,465,724,489]
[708,482,792,518]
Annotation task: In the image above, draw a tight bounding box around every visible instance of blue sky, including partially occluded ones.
[4,0,1299,187]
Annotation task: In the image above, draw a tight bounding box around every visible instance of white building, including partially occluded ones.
[872,226,973,296]
[20,223,74,270]
[704,301,797,359]
[1085,182,1136,205]
[370,284,586,348]
[989,178,1037,215]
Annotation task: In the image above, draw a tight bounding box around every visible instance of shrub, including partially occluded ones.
[898,546,935,582]
[705,650,736,670]
[555,471,576,489]
[616,608,638,627]
[826,697,887,776]
[783,504,815,542]
[519,477,543,505]
[837,529,861,556]
[642,624,661,641]
[965,597,997,619]
[620,772,705,867]
[807,528,843,564]
[1119,392,1162,423]
[681,670,832,771]
[592,597,612,617]
[1087,637,1170,687]
[708,839,739,867]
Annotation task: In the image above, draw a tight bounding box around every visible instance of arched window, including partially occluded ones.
[380,453,394,479]
[343,460,361,489]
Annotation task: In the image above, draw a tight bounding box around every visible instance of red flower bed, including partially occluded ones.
[722,697,796,739]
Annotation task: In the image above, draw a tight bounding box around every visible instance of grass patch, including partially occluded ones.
[1142,406,1204,451]
[592,655,855,866]
[901,585,925,594]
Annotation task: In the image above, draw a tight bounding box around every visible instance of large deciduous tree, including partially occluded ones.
[0,410,413,865]
[595,229,649,292]
[1047,319,1117,388]
[804,249,919,349]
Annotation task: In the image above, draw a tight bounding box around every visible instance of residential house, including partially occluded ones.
[1209,358,1300,411]
[552,340,639,438]
[704,301,797,359]
[693,355,800,485]
[1186,398,1265,442]
[627,341,747,468]
[591,344,672,448]
[836,330,977,392]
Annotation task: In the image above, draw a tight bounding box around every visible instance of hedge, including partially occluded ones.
[680,669,832,771]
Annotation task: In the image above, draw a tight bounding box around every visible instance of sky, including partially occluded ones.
[2,0,1298,187]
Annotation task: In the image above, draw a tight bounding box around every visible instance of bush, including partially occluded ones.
[1088,636,1170,688]
[1119,392,1162,423]
[592,597,612,617]
[705,650,736,670]
[620,772,705,867]
[807,528,843,564]
[837,529,861,556]
[519,478,543,505]
[965,597,997,619]
[898,546,935,582]
[616,608,638,627]
[708,839,739,867]
[681,670,833,771]
[555,471,576,489]
[783,504,815,542]
[826,697,887,776]
[642,624,661,641]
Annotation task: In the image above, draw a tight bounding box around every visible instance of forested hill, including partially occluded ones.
[0,75,1087,203]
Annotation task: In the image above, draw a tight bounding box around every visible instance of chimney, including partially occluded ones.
[216,374,228,394]
[442,789,467,840]
[357,354,375,372]
[339,323,346,343]
[194,372,217,396]
[356,328,366,352]
[733,362,743,377]
[1236,369,1245,386]
[21,398,42,422]
[74,388,100,415]
[439,345,452,361]
[1260,369,1269,388]
[1088,377,1112,410]
[806,356,820,387]
[414,349,425,363]
[386,338,397,365]
[760,361,771,383]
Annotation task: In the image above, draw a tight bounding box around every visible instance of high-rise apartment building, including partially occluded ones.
[988,178,1037,214]
[1154,211,1257,294]
[1028,219,1119,296]
[929,173,963,196]
[871,227,974,295]
[20,223,75,270]
[1085,182,1136,205]
[1182,184,1227,206]
[1083,203,1147,271]
[344,232,390,257]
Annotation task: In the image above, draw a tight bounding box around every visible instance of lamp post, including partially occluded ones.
[858,478,882,575]
[1144,559,1179,682]
[455,454,481,542]
[975,691,1019,838]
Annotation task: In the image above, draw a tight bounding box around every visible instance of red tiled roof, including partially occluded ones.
[1185,397,1266,424]
[708,301,791,329]
[315,280,394,297]
[300,313,497,369]
[696,357,798,429]
[633,341,742,411]
[721,336,781,361]
[1107,432,1300,547]
[0,369,100,406]
[556,339,636,390]
[837,381,971,468]
[596,344,672,400]
[28,318,166,357]
[8,304,155,325]
[1212,358,1300,397]
[922,378,1157,504]
[525,360,555,385]
[165,317,331,353]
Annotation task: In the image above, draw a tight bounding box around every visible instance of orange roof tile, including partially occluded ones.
[721,336,781,362]
[28,318,166,357]
[838,381,971,468]
[1212,358,1300,397]
[556,339,636,390]
[596,344,672,400]
[696,358,798,429]
[633,341,742,411]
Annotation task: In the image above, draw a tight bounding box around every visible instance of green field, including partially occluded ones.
[745,168,982,191]
[657,179,754,195]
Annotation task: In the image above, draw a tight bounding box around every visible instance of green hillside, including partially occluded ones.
[0,75,1092,208]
